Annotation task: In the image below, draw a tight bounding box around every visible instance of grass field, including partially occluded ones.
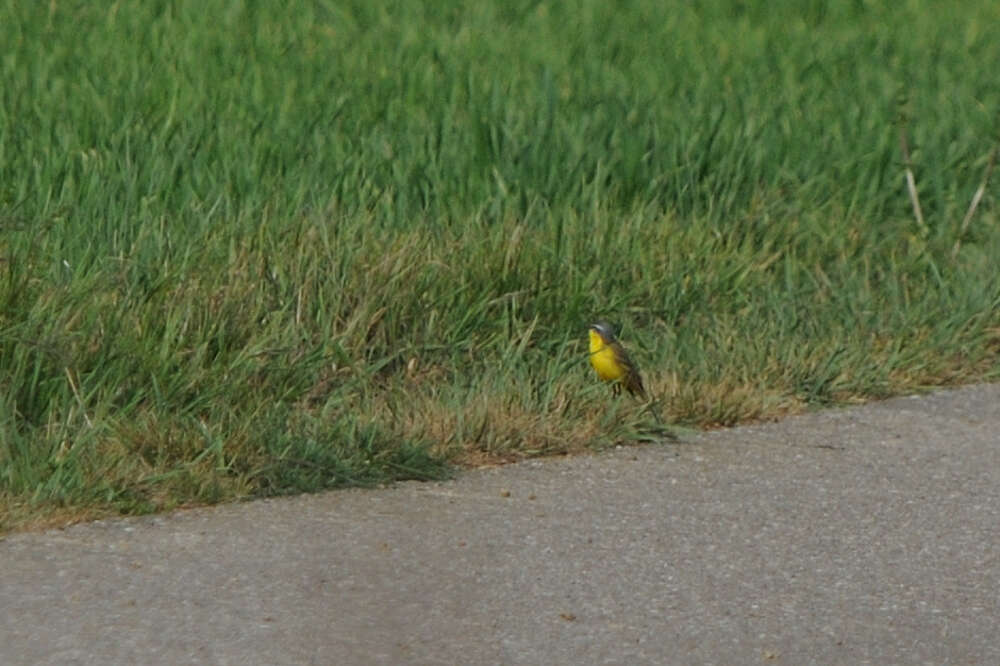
[3,0,1000,531]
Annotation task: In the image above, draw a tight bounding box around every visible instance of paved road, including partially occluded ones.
[3,385,999,665]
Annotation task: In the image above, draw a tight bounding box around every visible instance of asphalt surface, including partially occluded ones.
[3,384,999,665]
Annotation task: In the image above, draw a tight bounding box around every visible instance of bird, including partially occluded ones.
[588,322,647,400]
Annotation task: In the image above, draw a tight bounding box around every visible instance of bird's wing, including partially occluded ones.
[613,343,647,399]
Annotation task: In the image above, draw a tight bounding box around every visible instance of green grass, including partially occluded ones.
[3,0,1000,531]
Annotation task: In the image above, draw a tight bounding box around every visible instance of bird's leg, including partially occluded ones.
[613,382,621,397]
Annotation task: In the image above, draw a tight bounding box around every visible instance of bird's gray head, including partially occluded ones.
[589,322,617,341]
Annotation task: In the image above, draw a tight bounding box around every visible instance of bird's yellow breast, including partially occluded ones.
[589,329,625,381]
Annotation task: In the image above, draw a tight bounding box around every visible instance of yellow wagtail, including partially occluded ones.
[588,322,647,400]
